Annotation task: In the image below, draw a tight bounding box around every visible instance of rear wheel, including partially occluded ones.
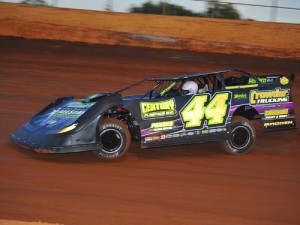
[222,116,256,155]
[94,117,131,160]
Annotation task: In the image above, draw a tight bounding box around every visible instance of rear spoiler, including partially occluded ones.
[249,73,295,87]
[273,73,295,86]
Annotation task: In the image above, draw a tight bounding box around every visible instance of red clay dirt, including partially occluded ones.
[0,37,299,225]
[1,3,300,59]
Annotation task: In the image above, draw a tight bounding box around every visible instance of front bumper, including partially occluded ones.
[9,119,101,154]
[10,133,100,153]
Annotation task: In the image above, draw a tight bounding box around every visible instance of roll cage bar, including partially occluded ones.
[115,70,263,99]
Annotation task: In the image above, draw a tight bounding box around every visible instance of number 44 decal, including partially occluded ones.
[180,92,231,129]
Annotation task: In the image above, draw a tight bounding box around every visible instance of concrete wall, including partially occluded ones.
[1,3,299,59]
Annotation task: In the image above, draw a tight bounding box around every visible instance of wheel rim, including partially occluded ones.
[229,126,251,149]
[100,129,123,153]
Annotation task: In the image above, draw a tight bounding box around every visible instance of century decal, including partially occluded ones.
[141,98,177,119]
[250,88,289,105]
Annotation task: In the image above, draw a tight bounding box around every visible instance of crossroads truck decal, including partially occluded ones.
[10,70,296,160]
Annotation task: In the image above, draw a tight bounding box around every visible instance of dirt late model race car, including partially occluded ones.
[10,70,296,160]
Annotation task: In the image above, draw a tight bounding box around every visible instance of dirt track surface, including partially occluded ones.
[0,37,300,225]
[1,3,300,59]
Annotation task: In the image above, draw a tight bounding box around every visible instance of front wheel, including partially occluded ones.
[222,116,256,155]
[94,117,131,160]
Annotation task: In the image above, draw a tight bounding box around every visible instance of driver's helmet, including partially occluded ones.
[182,81,198,95]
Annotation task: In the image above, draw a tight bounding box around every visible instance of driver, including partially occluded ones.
[181,81,198,95]
[198,83,209,94]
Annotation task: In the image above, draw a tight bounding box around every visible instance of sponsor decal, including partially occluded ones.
[264,120,294,127]
[166,134,173,139]
[195,130,201,135]
[141,99,176,119]
[280,77,289,85]
[265,108,289,119]
[261,104,277,109]
[248,77,275,84]
[226,84,258,90]
[39,104,92,127]
[67,102,94,108]
[172,133,180,138]
[145,137,153,142]
[180,132,187,137]
[40,117,69,127]
[209,127,227,133]
[152,136,160,141]
[201,128,227,134]
[248,77,266,84]
[234,93,247,99]
[202,129,209,134]
[187,131,194,136]
[250,88,289,105]
[47,120,57,125]
[144,136,161,142]
[54,108,87,117]
[46,118,68,128]
[150,121,176,131]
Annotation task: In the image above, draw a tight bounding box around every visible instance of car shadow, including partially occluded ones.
[7,139,224,164]
[128,141,224,159]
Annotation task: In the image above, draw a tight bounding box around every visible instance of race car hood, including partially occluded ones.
[30,93,113,133]
[32,100,95,133]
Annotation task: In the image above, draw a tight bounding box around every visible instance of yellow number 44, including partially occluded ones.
[180,92,230,129]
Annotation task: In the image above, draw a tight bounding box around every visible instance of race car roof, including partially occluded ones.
[147,69,252,81]
[115,70,254,94]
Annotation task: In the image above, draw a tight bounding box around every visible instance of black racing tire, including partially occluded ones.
[94,117,131,160]
[222,116,256,155]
